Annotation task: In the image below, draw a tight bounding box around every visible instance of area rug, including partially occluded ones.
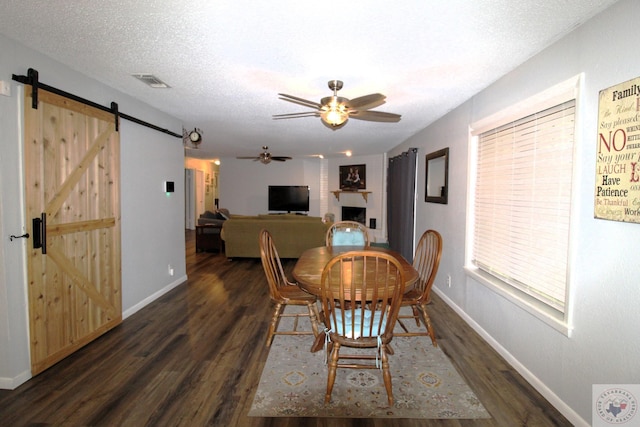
[248,306,491,419]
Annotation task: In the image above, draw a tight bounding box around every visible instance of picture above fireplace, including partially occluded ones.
[342,206,366,225]
[339,164,366,191]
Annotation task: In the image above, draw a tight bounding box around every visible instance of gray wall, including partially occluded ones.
[389,0,639,425]
[0,34,186,388]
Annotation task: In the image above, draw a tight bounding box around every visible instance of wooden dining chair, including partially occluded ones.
[396,229,442,346]
[259,229,320,347]
[325,221,369,247]
[320,251,406,406]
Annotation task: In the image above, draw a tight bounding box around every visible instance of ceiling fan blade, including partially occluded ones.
[349,110,401,122]
[278,93,322,109]
[271,156,292,161]
[272,112,320,120]
[272,112,320,118]
[345,93,386,110]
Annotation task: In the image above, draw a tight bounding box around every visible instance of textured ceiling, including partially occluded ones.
[0,0,619,160]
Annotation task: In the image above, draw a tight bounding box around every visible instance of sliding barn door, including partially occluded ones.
[24,88,122,375]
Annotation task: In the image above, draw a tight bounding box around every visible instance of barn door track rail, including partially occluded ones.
[12,68,181,138]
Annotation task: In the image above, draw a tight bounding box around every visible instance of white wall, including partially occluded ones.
[0,34,186,388]
[218,154,388,242]
[389,1,640,425]
[219,157,324,216]
[327,154,387,243]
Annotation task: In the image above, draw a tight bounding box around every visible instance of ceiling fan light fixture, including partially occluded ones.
[275,79,400,129]
[321,98,348,126]
[322,109,348,126]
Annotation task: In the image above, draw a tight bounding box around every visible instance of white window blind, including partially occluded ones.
[473,99,575,313]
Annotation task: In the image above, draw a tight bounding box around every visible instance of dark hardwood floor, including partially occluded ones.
[0,231,571,426]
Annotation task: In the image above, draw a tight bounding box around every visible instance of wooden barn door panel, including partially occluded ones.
[24,89,121,375]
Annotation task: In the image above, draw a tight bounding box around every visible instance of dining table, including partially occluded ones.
[293,245,418,352]
[292,245,419,297]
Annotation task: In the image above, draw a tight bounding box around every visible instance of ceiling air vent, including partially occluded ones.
[131,74,170,88]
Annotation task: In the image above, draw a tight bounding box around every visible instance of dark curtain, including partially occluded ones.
[387,148,418,262]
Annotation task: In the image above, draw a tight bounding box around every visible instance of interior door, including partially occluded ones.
[24,88,122,375]
[185,168,195,230]
[195,169,205,219]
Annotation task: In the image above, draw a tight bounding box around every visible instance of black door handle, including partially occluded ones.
[9,233,29,241]
[32,213,46,254]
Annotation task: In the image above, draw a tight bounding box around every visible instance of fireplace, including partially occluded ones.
[342,206,366,225]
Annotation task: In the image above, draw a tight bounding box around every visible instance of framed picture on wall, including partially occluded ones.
[339,164,366,190]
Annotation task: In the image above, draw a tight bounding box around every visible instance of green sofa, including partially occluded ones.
[221,214,331,259]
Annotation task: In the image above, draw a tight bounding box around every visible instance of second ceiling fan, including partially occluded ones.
[273,80,401,130]
[236,146,292,164]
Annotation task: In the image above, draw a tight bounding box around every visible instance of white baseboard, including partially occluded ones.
[0,369,32,390]
[123,274,187,319]
[432,286,589,427]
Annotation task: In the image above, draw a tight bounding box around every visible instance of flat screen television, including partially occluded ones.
[268,185,310,213]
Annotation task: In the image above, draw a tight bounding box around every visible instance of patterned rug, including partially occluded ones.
[248,306,491,419]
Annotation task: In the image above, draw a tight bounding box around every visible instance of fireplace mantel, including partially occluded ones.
[331,190,371,202]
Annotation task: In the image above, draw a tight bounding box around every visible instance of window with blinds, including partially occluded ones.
[472,99,576,315]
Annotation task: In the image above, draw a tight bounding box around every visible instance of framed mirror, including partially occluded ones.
[425,147,449,204]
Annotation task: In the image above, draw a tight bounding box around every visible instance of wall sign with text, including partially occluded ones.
[595,76,640,223]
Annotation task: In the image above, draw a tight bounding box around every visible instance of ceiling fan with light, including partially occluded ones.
[273,80,401,129]
[236,146,292,164]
